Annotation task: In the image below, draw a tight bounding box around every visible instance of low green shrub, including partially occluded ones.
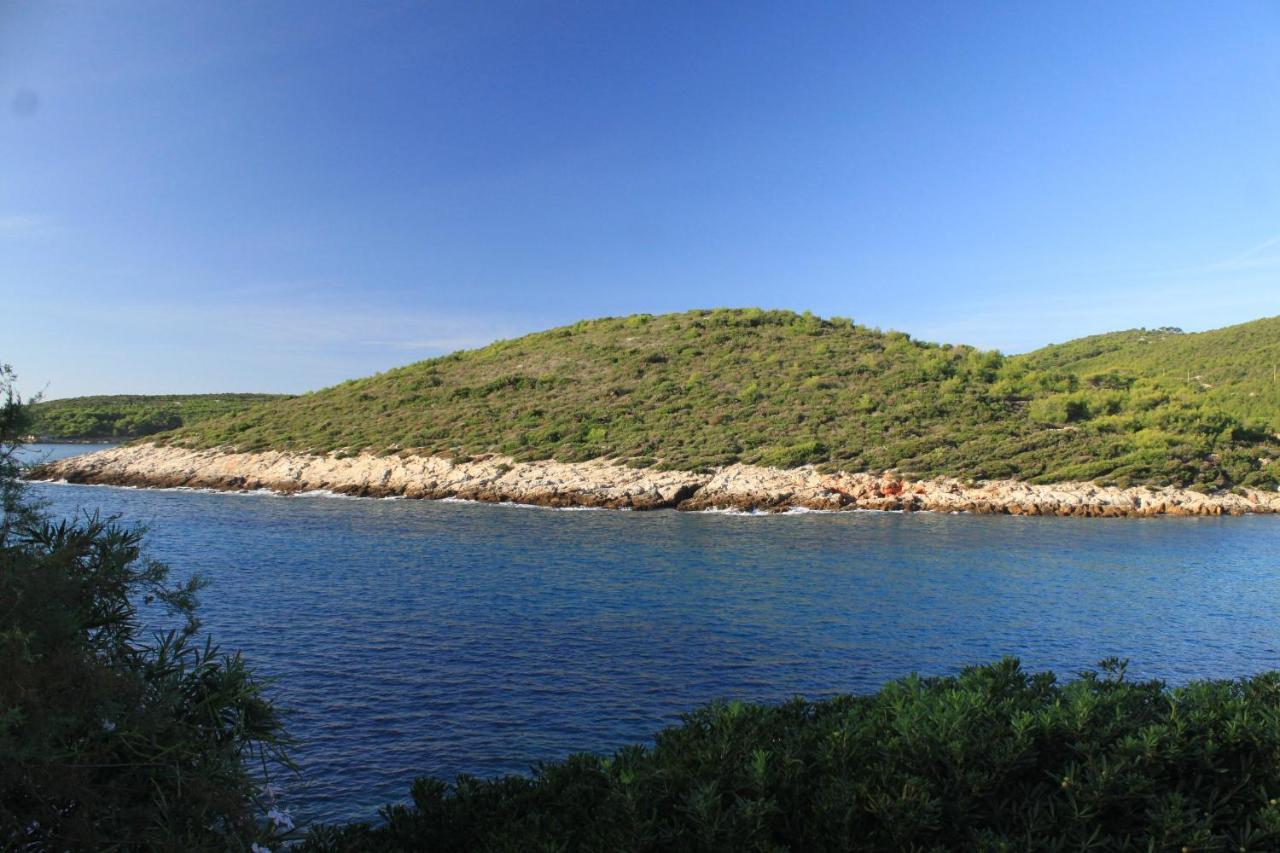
[304,658,1280,852]
[0,519,294,851]
[756,440,828,468]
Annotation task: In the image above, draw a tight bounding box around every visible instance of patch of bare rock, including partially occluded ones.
[28,444,1280,517]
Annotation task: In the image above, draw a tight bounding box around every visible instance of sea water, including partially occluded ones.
[20,445,1280,824]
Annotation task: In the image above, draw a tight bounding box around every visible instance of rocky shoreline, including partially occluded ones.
[27,443,1280,518]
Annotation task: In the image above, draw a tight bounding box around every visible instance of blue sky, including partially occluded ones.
[3,1,1279,398]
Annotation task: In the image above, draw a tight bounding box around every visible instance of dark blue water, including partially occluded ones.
[22,445,1280,826]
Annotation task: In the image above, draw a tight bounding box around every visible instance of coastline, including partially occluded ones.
[27,443,1280,517]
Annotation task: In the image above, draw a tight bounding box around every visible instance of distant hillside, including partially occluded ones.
[31,394,290,440]
[1017,316,1280,433]
[153,309,1280,491]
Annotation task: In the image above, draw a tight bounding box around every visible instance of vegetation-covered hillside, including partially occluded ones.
[158,309,1280,490]
[1017,316,1280,434]
[31,393,288,440]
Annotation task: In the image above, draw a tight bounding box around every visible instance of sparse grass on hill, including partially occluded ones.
[157,309,1280,490]
[30,393,289,440]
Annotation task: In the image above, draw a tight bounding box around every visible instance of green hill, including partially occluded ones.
[31,393,290,441]
[156,309,1280,490]
[1016,316,1280,434]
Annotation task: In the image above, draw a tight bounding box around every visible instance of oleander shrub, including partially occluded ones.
[303,658,1280,852]
[1,368,293,850]
[0,365,34,539]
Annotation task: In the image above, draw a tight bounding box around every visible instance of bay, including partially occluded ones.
[21,445,1280,825]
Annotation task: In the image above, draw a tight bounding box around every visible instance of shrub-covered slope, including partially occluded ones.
[158,309,1280,490]
[1016,316,1280,433]
[31,393,289,440]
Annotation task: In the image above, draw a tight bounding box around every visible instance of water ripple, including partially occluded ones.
[26,476,1280,825]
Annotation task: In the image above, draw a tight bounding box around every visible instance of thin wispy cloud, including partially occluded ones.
[366,336,512,353]
[1191,232,1280,274]
[10,294,536,396]
[0,214,54,238]
[90,298,527,359]
[1110,231,1280,284]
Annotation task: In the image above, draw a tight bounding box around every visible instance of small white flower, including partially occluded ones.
[251,844,270,853]
[266,808,294,831]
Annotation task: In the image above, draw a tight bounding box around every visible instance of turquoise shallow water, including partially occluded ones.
[20,445,1280,825]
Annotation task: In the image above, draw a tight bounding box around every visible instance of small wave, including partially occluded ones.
[31,479,142,491]
[34,480,940,516]
[294,489,369,501]
[694,506,826,516]
[439,496,620,512]
[31,481,408,502]
[162,486,285,498]
[696,505,925,516]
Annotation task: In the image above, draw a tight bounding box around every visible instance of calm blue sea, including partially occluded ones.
[19,444,1280,825]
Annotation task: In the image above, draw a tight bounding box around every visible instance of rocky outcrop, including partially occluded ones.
[28,444,1280,517]
[682,465,1280,516]
[30,444,710,510]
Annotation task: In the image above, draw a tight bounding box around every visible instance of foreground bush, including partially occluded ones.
[305,658,1280,852]
[0,367,291,850]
